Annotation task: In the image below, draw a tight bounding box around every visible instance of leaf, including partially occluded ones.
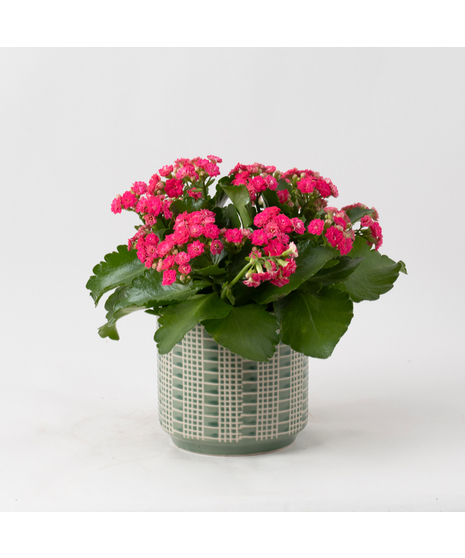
[307,256,365,286]
[114,271,211,312]
[220,184,254,228]
[86,245,146,305]
[224,204,242,229]
[170,197,208,217]
[261,189,292,216]
[154,293,232,354]
[251,242,333,304]
[98,286,147,340]
[274,287,354,359]
[202,304,279,362]
[191,265,226,277]
[337,236,405,302]
[213,176,231,207]
[345,207,375,224]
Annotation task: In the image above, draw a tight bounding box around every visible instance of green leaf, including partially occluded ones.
[345,207,375,224]
[170,197,208,217]
[307,256,365,286]
[154,293,232,354]
[86,245,146,305]
[213,177,231,207]
[274,287,354,359]
[337,236,405,302]
[251,242,333,304]
[191,265,226,277]
[98,286,147,340]
[224,204,242,229]
[220,184,254,228]
[202,304,279,362]
[114,271,211,311]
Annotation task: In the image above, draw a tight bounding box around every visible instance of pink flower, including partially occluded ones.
[264,219,281,237]
[178,263,192,275]
[144,214,157,226]
[207,155,223,164]
[163,199,173,220]
[370,222,383,250]
[146,196,163,216]
[251,176,267,193]
[253,206,281,228]
[148,174,162,195]
[157,239,173,258]
[325,226,344,248]
[161,255,175,270]
[276,214,294,233]
[360,215,374,227]
[189,223,203,238]
[162,269,177,286]
[145,233,159,245]
[203,223,220,240]
[277,190,290,204]
[174,226,190,245]
[291,217,305,234]
[187,240,205,258]
[243,277,262,288]
[282,258,297,278]
[111,196,122,214]
[333,216,348,230]
[175,251,191,265]
[251,229,269,246]
[339,237,353,255]
[146,243,158,258]
[308,219,325,235]
[224,228,244,244]
[121,191,137,209]
[297,177,316,194]
[210,239,224,255]
[204,163,220,177]
[132,181,147,195]
[159,165,173,177]
[232,171,249,186]
[188,189,202,200]
[264,239,287,257]
[135,198,148,214]
[270,276,290,287]
[165,178,184,198]
[265,175,278,190]
[265,165,276,174]
[316,178,332,198]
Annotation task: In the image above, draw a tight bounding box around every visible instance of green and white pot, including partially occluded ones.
[157,324,308,456]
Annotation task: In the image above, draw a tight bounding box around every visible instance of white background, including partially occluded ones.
[1,48,464,512]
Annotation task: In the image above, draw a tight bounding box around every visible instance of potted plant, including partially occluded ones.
[86,155,406,455]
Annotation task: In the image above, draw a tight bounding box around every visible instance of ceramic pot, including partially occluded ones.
[157,324,308,456]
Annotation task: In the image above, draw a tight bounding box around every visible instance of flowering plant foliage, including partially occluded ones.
[86,156,406,361]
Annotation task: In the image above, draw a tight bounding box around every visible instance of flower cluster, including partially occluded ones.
[307,203,383,254]
[110,156,385,295]
[241,207,305,287]
[229,162,279,203]
[110,155,222,225]
[244,243,299,288]
[342,203,383,250]
[133,209,222,285]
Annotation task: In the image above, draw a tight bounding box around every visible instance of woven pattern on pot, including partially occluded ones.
[157,324,308,443]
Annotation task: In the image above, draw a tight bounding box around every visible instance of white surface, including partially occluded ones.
[1,48,464,511]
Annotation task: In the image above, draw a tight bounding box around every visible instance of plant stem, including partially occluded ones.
[220,261,254,300]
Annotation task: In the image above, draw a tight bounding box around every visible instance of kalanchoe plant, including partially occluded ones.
[86,155,406,362]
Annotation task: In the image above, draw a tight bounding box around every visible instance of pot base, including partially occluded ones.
[170,435,297,456]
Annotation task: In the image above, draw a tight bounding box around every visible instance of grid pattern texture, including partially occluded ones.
[157,325,309,443]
